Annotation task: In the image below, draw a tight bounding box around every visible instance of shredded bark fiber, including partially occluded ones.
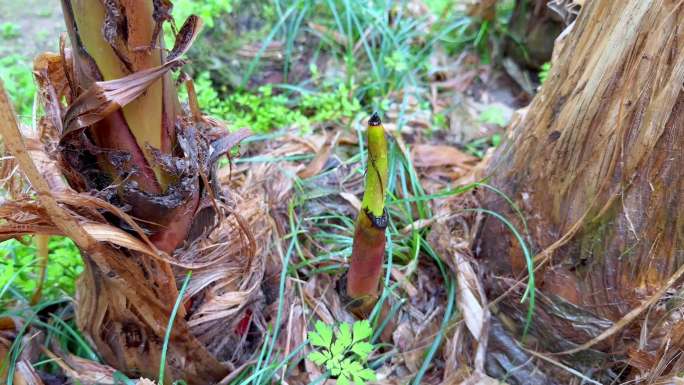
[478,0,684,383]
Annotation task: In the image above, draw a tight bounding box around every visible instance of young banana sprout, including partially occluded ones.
[346,112,389,317]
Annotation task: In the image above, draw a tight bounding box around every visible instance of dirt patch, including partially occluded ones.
[0,0,63,59]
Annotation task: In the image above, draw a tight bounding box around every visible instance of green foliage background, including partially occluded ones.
[0,237,82,302]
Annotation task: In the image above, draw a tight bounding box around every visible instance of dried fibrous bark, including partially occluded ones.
[478,0,684,382]
[0,1,277,383]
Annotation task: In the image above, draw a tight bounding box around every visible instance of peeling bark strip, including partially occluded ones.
[479,0,684,381]
[346,113,389,317]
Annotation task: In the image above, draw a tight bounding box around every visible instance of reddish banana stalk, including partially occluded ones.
[60,0,197,253]
[346,113,389,317]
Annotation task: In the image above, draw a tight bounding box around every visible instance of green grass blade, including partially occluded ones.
[158,271,192,385]
[411,244,455,385]
[465,208,535,335]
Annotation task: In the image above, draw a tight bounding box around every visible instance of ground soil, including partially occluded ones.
[0,0,62,58]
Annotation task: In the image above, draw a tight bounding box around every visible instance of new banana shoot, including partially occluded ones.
[346,113,389,317]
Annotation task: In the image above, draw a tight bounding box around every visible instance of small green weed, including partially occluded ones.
[538,61,552,85]
[308,320,376,385]
[1,22,20,39]
[383,50,409,73]
[423,0,456,16]
[219,85,309,133]
[187,72,360,133]
[300,84,362,124]
[436,0,516,63]
[172,0,233,28]
[479,104,509,126]
[35,30,51,43]
[36,9,53,17]
[458,105,509,158]
[464,134,502,158]
[432,112,448,130]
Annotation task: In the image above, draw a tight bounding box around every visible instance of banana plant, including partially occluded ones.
[60,0,202,253]
[0,1,252,383]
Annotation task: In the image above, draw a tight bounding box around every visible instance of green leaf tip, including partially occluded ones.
[353,320,372,343]
[309,321,334,348]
